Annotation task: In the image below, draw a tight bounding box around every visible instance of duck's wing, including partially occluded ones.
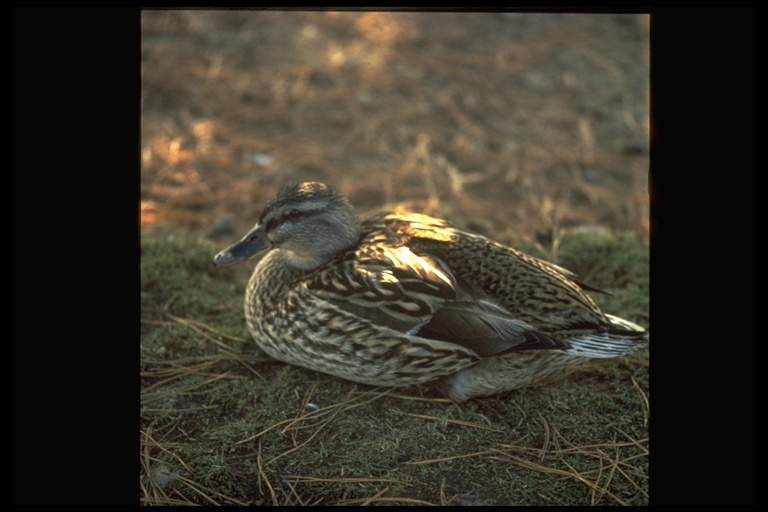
[307,243,456,335]
[307,241,569,358]
[415,298,569,357]
[369,212,639,346]
[528,257,610,295]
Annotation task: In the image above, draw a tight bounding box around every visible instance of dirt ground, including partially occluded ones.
[141,11,649,243]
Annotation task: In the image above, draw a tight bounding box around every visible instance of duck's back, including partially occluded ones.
[360,212,612,337]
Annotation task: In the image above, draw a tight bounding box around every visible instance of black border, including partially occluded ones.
[12,7,756,506]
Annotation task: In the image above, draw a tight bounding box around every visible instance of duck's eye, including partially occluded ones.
[284,209,302,220]
[265,209,302,232]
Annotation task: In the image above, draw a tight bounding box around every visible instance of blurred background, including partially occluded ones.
[141,10,649,245]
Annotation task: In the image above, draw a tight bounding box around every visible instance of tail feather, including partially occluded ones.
[605,313,646,333]
[565,314,648,358]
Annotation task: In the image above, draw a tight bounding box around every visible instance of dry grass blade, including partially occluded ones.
[353,391,452,404]
[506,397,529,428]
[266,390,396,464]
[140,425,187,506]
[165,313,244,350]
[172,474,247,506]
[140,494,200,506]
[286,476,402,485]
[141,426,192,473]
[489,426,648,504]
[494,452,627,506]
[339,492,438,506]
[235,389,390,446]
[257,439,279,505]
[142,404,219,415]
[439,477,451,506]
[141,424,247,506]
[358,486,389,506]
[537,411,551,462]
[631,375,650,427]
[141,356,221,380]
[142,345,265,387]
[165,313,246,343]
[551,428,649,476]
[161,313,266,379]
[558,454,626,506]
[616,429,650,456]
[282,477,307,506]
[397,410,505,433]
[142,355,263,401]
[592,446,619,505]
[141,369,240,404]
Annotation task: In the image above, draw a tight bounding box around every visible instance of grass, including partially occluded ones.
[140,228,648,505]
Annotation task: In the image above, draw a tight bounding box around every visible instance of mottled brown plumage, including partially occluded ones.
[214,182,648,402]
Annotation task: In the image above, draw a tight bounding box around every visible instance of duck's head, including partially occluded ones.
[213,182,361,270]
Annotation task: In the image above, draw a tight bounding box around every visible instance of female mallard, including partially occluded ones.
[214,182,648,402]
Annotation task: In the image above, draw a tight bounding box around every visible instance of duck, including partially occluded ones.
[214,182,648,402]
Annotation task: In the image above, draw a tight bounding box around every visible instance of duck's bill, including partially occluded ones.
[213,224,270,266]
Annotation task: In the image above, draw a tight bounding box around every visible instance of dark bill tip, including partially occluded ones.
[213,224,269,266]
